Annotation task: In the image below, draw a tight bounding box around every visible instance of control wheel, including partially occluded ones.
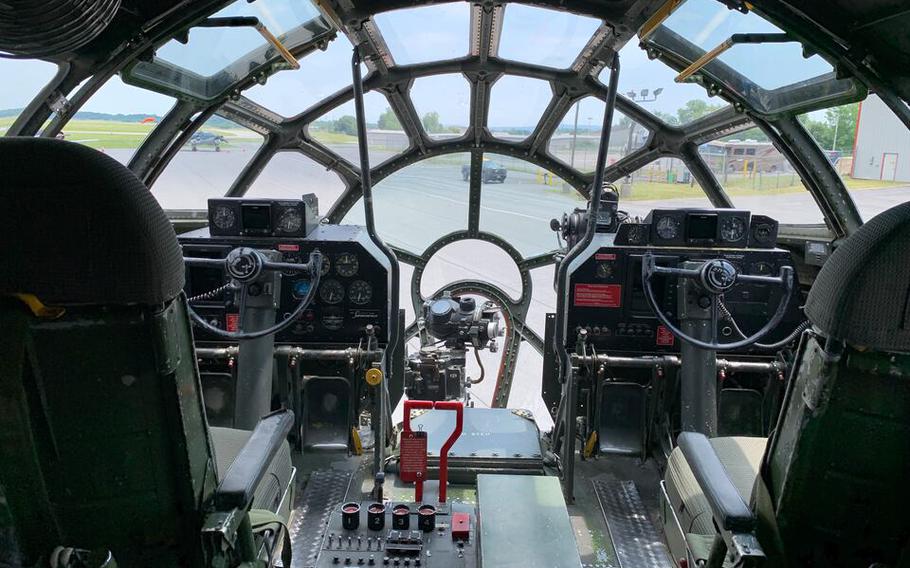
[183,248,322,340]
[641,253,794,350]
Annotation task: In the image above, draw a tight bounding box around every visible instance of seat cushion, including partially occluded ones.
[210,427,294,519]
[665,436,766,535]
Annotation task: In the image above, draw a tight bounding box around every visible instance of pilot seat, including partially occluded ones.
[0,138,294,566]
[662,201,910,566]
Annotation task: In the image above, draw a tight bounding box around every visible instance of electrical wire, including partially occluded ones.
[187,283,232,303]
[469,346,485,384]
[718,298,810,350]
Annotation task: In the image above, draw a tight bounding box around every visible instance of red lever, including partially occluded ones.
[403,399,463,504]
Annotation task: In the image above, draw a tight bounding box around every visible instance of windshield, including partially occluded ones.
[7,0,910,426]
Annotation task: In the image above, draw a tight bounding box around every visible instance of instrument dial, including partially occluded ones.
[281,252,300,276]
[627,224,648,245]
[292,279,313,299]
[720,217,746,242]
[335,253,359,277]
[212,205,236,230]
[752,223,774,245]
[276,208,303,233]
[656,216,680,240]
[348,280,373,305]
[319,279,344,304]
[321,307,344,330]
[316,251,331,277]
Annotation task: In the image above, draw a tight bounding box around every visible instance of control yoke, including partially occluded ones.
[183,247,322,340]
[641,253,794,350]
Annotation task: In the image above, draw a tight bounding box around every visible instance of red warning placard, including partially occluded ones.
[656,325,675,346]
[399,431,428,483]
[225,313,240,332]
[574,284,622,308]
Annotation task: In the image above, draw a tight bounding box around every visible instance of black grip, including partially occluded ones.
[214,409,294,511]
[678,432,755,532]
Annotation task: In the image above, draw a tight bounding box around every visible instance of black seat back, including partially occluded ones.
[0,139,217,566]
[757,202,910,566]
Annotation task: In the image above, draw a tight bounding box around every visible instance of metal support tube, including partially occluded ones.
[569,354,783,374]
[554,51,621,503]
[195,345,383,362]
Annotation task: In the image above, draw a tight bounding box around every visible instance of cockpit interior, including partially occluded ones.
[2,1,910,567]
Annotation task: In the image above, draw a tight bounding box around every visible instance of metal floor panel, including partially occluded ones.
[593,479,674,568]
[286,470,353,568]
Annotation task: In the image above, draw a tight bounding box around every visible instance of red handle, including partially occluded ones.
[403,399,463,503]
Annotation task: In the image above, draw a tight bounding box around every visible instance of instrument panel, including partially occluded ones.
[180,224,391,345]
[564,209,801,353]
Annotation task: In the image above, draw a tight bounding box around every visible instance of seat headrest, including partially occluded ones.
[805,201,910,353]
[0,138,184,305]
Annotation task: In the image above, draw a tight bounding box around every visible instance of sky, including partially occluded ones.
[0,0,836,126]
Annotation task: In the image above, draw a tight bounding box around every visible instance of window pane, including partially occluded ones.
[613,157,712,219]
[411,74,469,139]
[309,92,408,168]
[498,4,601,68]
[488,75,551,142]
[548,97,648,173]
[661,0,833,90]
[69,75,175,165]
[246,151,346,214]
[420,240,522,301]
[808,97,910,221]
[700,126,824,224]
[342,154,471,252]
[152,116,263,210]
[0,59,58,133]
[245,35,356,117]
[479,153,578,257]
[607,41,729,126]
[374,3,470,65]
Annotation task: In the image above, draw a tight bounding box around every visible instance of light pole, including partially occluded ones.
[622,88,662,196]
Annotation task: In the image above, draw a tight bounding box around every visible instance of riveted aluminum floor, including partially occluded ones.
[593,479,674,568]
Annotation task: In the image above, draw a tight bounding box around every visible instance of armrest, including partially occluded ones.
[214,409,294,512]
[677,432,755,532]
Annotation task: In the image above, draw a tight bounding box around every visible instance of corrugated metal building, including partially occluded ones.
[852,95,910,182]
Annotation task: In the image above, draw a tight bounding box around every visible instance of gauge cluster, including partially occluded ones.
[180,222,390,345]
[207,196,318,238]
[614,209,778,249]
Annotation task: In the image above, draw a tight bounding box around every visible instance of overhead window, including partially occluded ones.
[373,3,470,65]
[244,35,358,117]
[608,41,729,126]
[152,116,263,210]
[487,75,552,142]
[410,74,470,140]
[547,97,648,173]
[498,4,601,68]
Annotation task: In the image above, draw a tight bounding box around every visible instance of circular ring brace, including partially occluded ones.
[641,252,795,350]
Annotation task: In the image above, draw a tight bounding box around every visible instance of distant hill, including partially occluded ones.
[0,108,237,128]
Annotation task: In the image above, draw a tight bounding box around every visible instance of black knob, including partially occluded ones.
[392,504,410,529]
[417,504,436,533]
[367,503,386,531]
[458,297,475,312]
[342,502,361,530]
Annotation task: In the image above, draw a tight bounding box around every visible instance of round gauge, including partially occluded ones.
[276,208,303,233]
[212,205,236,230]
[720,217,747,242]
[335,253,359,277]
[627,224,648,245]
[753,223,774,244]
[292,279,313,299]
[348,280,373,305]
[319,279,344,304]
[750,261,773,276]
[316,252,331,276]
[656,216,680,240]
[595,262,614,279]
